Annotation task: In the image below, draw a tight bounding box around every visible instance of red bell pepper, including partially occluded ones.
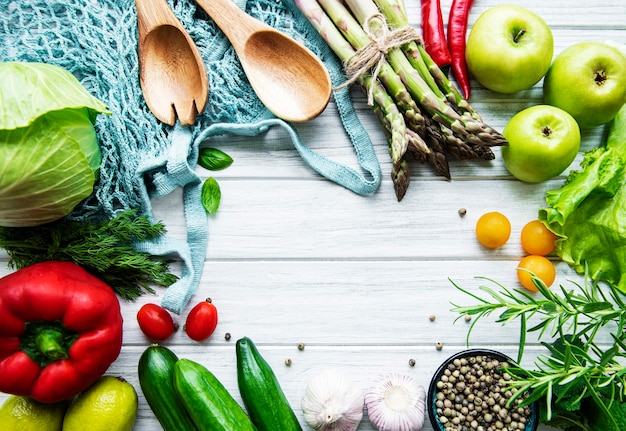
[0,261,123,403]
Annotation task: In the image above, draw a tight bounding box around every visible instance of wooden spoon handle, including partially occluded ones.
[193,0,268,51]
[135,0,184,44]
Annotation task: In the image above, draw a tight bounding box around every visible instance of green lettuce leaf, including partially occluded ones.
[539,105,626,292]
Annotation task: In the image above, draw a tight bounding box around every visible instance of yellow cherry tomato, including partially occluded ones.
[521,220,558,256]
[517,255,556,291]
[475,211,511,248]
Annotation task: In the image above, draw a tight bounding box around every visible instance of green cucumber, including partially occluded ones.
[173,358,257,431]
[236,337,303,431]
[138,345,198,431]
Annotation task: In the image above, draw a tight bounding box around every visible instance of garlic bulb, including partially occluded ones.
[364,373,426,431]
[301,369,365,431]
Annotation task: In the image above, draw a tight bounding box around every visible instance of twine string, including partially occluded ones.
[333,13,422,106]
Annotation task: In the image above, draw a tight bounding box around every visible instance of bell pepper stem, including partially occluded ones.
[20,320,78,366]
[35,328,69,360]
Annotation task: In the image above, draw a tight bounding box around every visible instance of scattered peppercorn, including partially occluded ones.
[224,332,231,341]
[458,208,467,217]
[297,342,305,351]
[436,342,444,350]
[464,314,472,322]
[409,358,416,367]
[284,358,292,366]
[430,314,437,321]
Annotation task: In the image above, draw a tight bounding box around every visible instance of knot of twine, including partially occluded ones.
[334,13,422,106]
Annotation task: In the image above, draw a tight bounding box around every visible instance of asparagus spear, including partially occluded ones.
[336,0,485,166]
[299,0,434,136]
[378,0,500,164]
[294,0,414,141]
[375,0,474,114]
[347,0,445,100]
[366,73,456,196]
[368,74,452,184]
[391,158,410,201]
[365,74,412,199]
[318,0,452,118]
[294,0,505,196]
[294,0,355,61]
[295,0,416,197]
[316,0,455,171]
[343,0,507,148]
[368,80,409,163]
[407,128,451,178]
[416,43,478,119]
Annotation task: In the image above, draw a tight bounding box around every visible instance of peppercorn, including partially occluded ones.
[433,354,532,431]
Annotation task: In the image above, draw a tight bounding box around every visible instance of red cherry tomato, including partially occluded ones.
[137,303,177,341]
[185,298,218,342]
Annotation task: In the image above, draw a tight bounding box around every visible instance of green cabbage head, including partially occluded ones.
[0,62,110,227]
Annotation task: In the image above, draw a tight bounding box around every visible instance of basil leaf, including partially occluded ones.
[201,177,221,215]
[198,147,233,171]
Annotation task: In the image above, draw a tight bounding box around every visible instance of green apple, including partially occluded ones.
[543,42,626,129]
[502,105,580,183]
[466,5,553,93]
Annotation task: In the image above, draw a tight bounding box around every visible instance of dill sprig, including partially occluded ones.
[450,271,626,431]
[0,209,178,300]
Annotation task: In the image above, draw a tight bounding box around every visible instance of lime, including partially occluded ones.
[62,376,138,431]
[0,395,67,431]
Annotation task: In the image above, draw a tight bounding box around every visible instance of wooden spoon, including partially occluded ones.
[136,0,209,126]
[194,0,332,122]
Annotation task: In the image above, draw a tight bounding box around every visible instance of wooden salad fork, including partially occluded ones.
[135,0,209,126]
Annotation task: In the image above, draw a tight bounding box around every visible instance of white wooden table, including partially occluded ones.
[1,0,625,429]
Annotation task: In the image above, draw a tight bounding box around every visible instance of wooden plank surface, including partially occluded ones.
[1,0,625,430]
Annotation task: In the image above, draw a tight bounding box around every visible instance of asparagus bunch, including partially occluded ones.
[294,0,508,200]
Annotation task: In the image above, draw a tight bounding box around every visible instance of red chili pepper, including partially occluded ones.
[420,0,452,68]
[448,0,475,99]
[0,261,123,403]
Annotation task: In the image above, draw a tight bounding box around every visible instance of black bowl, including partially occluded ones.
[427,349,539,431]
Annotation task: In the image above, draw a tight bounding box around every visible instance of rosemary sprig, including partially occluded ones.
[0,209,178,300]
[450,271,626,430]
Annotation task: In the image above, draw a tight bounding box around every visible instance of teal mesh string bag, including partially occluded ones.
[0,0,381,313]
